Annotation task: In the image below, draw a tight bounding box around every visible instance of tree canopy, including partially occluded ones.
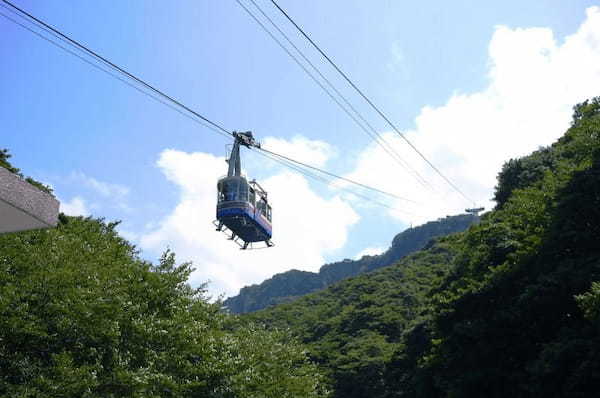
[246,97,600,397]
[0,216,329,397]
[3,96,599,397]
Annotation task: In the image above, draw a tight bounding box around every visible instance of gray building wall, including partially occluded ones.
[0,166,60,233]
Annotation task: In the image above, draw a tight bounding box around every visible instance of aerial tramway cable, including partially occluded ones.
[0,0,232,138]
[0,8,231,140]
[268,0,475,206]
[257,147,416,204]
[235,0,432,191]
[0,0,418,210]
[252,148,420,216]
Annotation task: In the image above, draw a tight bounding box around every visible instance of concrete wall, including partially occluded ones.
[0,166,59,233]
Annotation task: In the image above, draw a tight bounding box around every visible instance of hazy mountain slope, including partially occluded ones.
[245,98,600,398]
[225,214,478,313]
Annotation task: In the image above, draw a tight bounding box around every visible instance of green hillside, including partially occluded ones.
[245,98,600,397]
[245,236,459,397]
[225,214,478,313]
[3,96,599,397]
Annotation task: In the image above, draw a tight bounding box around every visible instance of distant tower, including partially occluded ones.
[465,207,485,216]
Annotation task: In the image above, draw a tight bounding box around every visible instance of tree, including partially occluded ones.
[0,216,328,397]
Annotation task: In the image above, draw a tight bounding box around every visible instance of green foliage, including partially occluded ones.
[493,146,556,208]
[400,97,600,397]
[246,237,459,398]
[0,148,53,195]
[576,282,600,322]
[226,214,477,314]
[0,148,20,174]
[5,95,600,397]
[0,216,328,397]
[571,97,600,125]
[245,97,600,397]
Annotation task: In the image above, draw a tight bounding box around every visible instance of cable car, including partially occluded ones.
[214,131,273,249]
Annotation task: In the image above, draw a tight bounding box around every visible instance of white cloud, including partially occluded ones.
[66,172,131,212]
[387,42,410,79]
[345,6,600,225]
[140,145,359,298]
[262,135,335,168]
[354,246,386,260]
[116,227,139,243]
[80,174,130,199]
[64,171,130,198]
[60,196,89,216]
[138,8,600,296]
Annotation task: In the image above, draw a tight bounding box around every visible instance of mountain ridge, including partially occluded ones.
[243,97,600,397]
[225,213,478,313]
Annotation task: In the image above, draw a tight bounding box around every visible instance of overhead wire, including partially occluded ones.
[0,10,231,140]
[268,0,475,205]
[0,0,232,137]
[237,0,432,191]
[258,147,417,203]
[251,148,419,215]
[0,0,419,210]
[253,149,399,213]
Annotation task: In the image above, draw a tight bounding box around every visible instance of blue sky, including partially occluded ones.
[2,1,599,297]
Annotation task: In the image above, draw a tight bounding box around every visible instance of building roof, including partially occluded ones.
[0,166,59,233]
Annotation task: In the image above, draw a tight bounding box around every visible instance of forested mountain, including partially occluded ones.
[0,154,328,397]
[245,236,458,397]
[3,97,599,397]
[245,98,600,397]
[225,214,478,313]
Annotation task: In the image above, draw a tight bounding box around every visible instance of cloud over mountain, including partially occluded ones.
[140,147,358,297]
[139,7,600,296]
[345,6,600,224]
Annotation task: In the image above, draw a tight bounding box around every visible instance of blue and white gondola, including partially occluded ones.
[214,132,273,249]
